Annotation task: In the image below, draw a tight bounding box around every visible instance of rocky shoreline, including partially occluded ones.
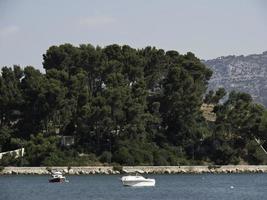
[2,165,267,175]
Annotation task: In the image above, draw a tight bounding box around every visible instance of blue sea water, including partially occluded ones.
[0,174,267,200]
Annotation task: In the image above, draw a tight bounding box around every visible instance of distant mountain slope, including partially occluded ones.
[204,51,267,107]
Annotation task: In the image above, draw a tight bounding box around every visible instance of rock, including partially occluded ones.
[164,169,171,174]
[6,171,12,175]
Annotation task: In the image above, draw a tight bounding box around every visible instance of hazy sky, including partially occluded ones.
[0,0,267,71]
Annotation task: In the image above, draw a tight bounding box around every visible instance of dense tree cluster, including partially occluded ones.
[0,43,267,166]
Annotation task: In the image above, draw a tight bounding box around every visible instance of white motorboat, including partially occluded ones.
[121,174,155,187]
[49,171,68,183]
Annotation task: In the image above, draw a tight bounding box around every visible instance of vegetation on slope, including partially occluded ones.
[0,44,267,166]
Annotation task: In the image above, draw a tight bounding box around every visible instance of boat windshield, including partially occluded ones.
[52,171,62,175]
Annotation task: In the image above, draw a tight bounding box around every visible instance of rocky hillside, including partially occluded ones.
[204,51,267,107]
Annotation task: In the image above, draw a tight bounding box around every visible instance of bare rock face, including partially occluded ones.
[204,51,267,107]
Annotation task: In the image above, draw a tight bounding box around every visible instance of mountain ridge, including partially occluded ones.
[204,51,267,107]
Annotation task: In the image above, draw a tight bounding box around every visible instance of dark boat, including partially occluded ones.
[49,171,67,183]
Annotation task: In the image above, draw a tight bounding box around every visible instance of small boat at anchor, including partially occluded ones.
[49,171,68,183]
[121,172,155,187]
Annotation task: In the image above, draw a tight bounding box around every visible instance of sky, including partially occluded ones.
[0,0,267,71]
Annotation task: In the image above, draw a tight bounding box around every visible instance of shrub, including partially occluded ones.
[0,166,4,172]
[113,147,134,165]
[153,150,169,166]
[142,151,154,165]
[0,153,18,166]
[99,151,112,164]
[113,165,123,172]
[175,157,189,165]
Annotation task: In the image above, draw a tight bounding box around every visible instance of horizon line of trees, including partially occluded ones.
[0,43,267,166]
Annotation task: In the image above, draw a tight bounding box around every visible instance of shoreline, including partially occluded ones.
[2,165,267,175]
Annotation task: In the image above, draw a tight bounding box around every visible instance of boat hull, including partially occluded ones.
[49,178,65,183]
[122,179,155,187]
[121,176,155,187]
